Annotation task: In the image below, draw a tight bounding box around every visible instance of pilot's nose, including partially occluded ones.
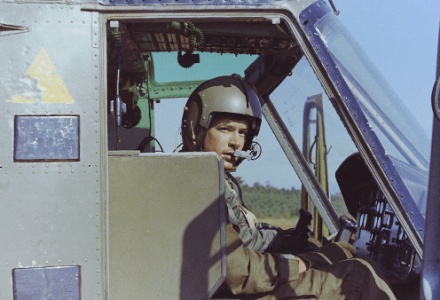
[229,131,243,149]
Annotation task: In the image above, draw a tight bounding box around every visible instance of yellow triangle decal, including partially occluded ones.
[8,48,74,104]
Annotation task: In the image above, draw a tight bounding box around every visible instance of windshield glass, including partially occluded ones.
[152,52,255,82]
[314,13,430,217]
[270,57,358,218]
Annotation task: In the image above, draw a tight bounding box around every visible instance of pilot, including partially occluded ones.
[181,75,396,299]
[182,74,288,253]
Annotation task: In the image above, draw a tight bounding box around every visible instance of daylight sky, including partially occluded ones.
[155,1,440,192]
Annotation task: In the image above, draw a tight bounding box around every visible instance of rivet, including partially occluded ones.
[45,171,48,174]
[400,194,404,198]
[32,171,35,174]
[419,228,423,231]
[85,259,88,262]
[33,110,36,113]
[46,164,49,167]
[20,110,22,113]
[344,97,348,101]
[45,261,48,264]
[58,260,61,263]
[410,212,413,215]
[71,170,74,173]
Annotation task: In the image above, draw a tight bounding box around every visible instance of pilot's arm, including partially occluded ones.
[225,174,284,253]
[224,222,304,295]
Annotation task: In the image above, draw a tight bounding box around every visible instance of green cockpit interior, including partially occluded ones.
[106,19,300,151]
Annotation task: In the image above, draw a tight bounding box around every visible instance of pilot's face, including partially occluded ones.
[203,115,249,172]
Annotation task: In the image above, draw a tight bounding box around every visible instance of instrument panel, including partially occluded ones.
[336,153,421,281]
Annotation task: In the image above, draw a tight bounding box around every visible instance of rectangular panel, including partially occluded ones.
[14,115,80,161]
[108,153,225,300]
[13,266,80,300]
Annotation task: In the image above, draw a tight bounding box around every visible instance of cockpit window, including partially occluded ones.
[152,52,255,83]
[314,13,430,217]
[270,57,357,217]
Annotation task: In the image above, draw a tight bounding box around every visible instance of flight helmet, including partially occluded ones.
[181,74,262,152]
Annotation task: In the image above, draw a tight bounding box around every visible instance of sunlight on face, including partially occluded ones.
[203,115,249,172]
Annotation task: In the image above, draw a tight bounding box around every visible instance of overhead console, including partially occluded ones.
[336,153,421,282]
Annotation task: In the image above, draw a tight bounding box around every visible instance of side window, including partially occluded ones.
[269,57,357,218]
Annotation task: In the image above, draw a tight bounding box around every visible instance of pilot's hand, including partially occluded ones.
[281,235,308,251]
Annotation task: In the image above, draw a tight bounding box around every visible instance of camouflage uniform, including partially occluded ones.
[223,174,396,299]
[225,173,282,252]
[224,222,397,300]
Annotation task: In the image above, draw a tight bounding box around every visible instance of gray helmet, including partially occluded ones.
[181,75,262,152]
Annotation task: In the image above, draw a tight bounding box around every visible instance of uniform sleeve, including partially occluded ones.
[224,223,300,295]
[236,223,283,253]
[225,176,283,253]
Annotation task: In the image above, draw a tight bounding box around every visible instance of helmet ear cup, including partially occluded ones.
[182,95,205,151]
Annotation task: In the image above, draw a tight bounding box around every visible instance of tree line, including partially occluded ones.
[235,177,350,219]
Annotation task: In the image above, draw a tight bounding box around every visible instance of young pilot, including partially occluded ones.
[181,75,397,299]
[181,74,286,253]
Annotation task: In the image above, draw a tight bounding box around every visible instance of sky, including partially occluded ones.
[154,1,440,192]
